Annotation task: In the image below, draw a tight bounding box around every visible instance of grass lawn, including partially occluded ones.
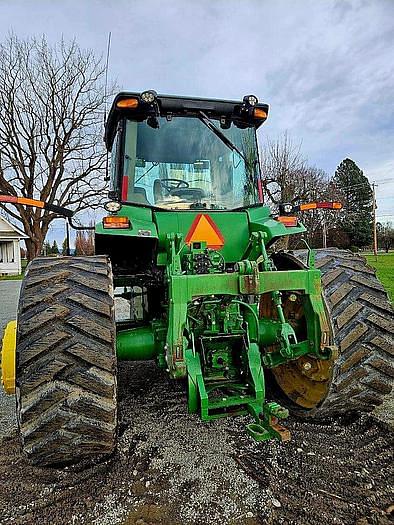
[0,273,24,281]
[365,252,394,302]
[0,259,28,281]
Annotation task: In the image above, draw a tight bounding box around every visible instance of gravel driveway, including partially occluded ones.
[0,280,20,438]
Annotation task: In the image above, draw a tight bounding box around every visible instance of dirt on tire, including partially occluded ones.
[0,360,393,525]
[315,248,393,415]
[16,256,117,466]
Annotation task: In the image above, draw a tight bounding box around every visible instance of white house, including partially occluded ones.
[0,215,28,275]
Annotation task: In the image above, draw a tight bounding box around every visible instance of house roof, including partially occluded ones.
[0,215,28,239]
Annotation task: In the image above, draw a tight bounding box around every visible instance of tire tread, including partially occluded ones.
[308,248,394,416]
[16,255,117,466]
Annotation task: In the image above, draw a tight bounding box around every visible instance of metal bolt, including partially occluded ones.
[303,362,312,371]
[289,294,297,302]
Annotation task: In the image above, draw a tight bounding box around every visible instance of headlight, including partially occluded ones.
[243,94,258,106]
[141,90,157,104]
[104,201,122,213]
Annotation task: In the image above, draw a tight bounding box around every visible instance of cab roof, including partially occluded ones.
[105,91,269,149]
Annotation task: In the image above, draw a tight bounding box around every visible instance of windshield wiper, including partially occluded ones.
[135,161,159,183]
[198,111,248,165]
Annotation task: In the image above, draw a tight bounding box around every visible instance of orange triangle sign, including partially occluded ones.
[185,214,224,249]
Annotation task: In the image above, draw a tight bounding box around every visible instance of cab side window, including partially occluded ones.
[109,126,122,198]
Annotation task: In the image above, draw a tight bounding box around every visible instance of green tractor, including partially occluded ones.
[1,91,393,466]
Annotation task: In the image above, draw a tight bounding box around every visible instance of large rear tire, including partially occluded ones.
[16,256,117,466]
[269,249,393,418]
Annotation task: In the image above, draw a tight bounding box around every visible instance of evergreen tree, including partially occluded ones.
[62,238,68,255]
[332,158,373,247]
[52,240,59,255]
[42,241,51,256]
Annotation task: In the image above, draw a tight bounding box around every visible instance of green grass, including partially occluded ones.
[0,273,24,281]
[365,252,394,302]
[0,259,28,281]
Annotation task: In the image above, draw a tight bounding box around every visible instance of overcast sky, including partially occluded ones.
[0,0,393,243]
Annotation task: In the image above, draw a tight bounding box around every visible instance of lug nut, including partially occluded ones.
[303,362,312,371]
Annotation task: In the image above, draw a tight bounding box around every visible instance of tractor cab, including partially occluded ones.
[105,91,268,211]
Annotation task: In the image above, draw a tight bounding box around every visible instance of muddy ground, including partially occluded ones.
[0,360,393,525]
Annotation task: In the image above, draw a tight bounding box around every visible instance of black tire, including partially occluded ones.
[16,255,117,466]
[275,248,394,418]
[312,248,393,417]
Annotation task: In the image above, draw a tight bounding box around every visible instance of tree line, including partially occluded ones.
[38,230,94,256]
[261,134,381,250]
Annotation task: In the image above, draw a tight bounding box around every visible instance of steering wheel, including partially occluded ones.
[160,178,189,192]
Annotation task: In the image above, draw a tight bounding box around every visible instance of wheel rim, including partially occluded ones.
[262,253,335,411]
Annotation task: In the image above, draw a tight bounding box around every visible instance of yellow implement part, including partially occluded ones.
[1,320,16,394]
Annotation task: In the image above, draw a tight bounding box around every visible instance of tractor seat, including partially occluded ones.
[130,186,149,204]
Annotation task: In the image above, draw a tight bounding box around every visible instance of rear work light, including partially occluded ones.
[103,216,130,229]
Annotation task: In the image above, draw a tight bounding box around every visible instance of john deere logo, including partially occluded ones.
[185,214,224,249]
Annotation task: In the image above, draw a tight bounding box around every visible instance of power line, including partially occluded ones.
[331,179,394,191]
[375,178,394,183]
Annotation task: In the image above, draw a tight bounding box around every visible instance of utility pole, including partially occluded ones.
[322,219,327,249]
[372,182,378,261]
[65,219,71,256]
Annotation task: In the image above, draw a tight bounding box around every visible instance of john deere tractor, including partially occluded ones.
[1,91,393,466]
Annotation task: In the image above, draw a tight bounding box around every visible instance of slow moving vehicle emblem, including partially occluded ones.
[185,214,225,249]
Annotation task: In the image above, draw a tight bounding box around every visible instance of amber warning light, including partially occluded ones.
[298,202,342,211]
[116,97,139,109]
[277,216,298,227]
[103,216,130,229]
[279,201,343,215]
[253,108,268,120]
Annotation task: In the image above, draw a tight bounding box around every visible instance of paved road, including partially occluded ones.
[0,280,21,438]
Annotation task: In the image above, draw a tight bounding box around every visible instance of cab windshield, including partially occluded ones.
[114,116,261,210]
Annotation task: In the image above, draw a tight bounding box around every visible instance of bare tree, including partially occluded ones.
[260,133,339,247]
[0,34,108,260]
[75,229,95,256]
[261,132,308,207]
[377,222,394,253]
[295,167,340,247]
